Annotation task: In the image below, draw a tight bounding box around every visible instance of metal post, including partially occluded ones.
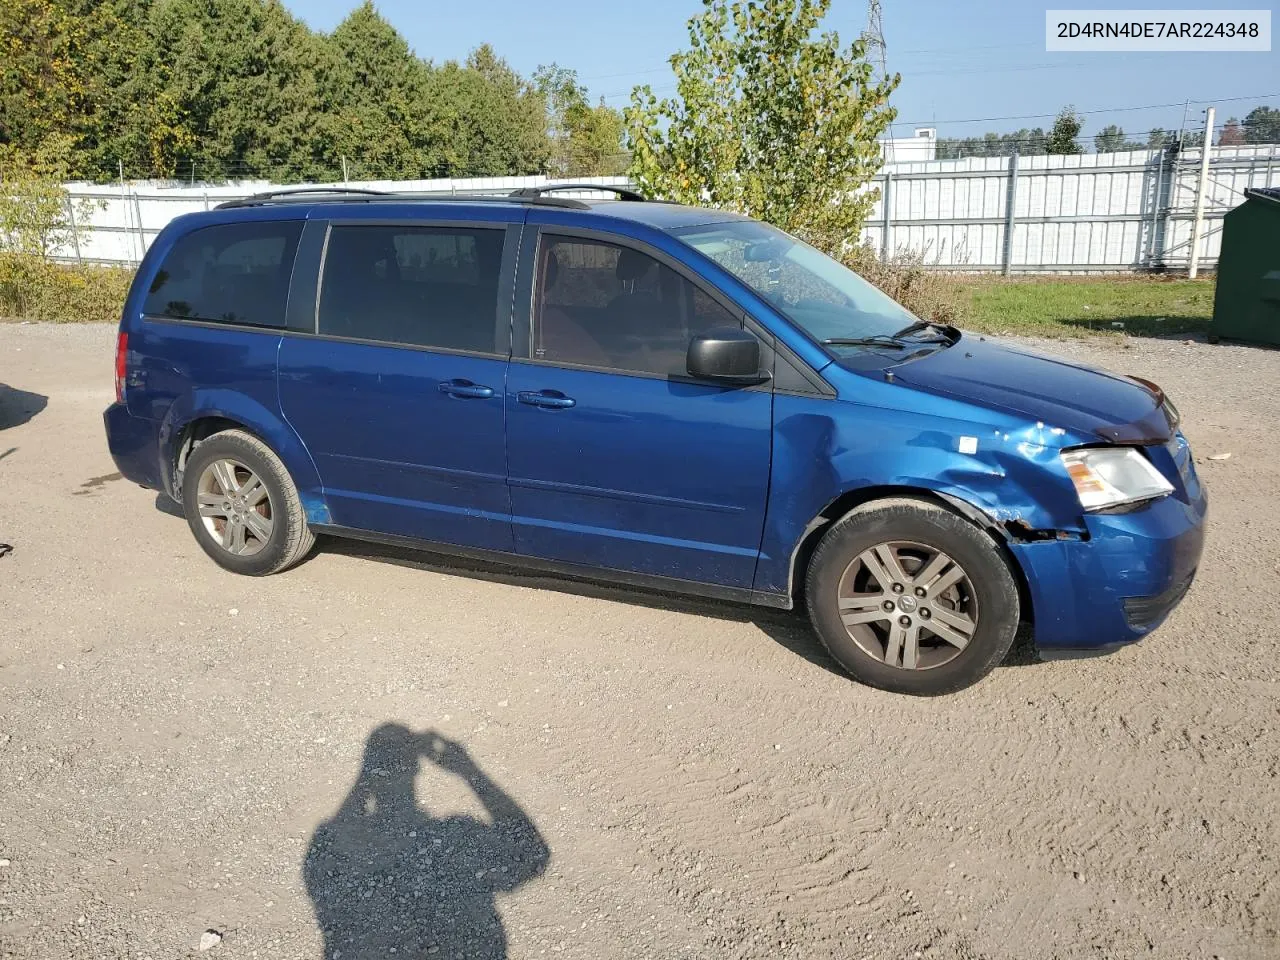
[132,192,147,261]
[1189,107,1214,279]
[341,156,349,186]
[203,189,210,212]
[118,160,134,264]
[1146,146,1167,268]
[880,172,893,260]
[1002,148,1019,276]
[64,196,83,265]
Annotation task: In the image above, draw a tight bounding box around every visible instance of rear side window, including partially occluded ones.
[534,236,741,377]
[317,225,506,354]
[145,221,302,326]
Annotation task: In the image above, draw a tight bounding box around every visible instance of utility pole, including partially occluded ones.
[862,1,897,223]
[1188,106,1214,280]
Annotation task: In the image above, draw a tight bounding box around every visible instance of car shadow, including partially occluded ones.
[303,724,549,960]
[148,497,1041,676]
[317,537,1039,676]
[0,385,48,431]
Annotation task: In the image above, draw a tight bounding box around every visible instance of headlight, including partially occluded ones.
[1061,447,1174,511]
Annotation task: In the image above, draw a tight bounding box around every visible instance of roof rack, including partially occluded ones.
[215,187,595,210]
[510,183,646,202]
[216,187,392,209]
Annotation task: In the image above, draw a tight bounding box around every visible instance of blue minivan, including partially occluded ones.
[103,185,1206,695]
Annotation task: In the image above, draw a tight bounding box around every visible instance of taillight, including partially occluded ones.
[115,331,129,403]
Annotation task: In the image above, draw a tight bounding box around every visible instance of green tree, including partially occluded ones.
[0,0,91,155]
[101,0,334,181]
[625,0,898,254]
[1242,106,1280,144]
[2,0,559,182]
[1093,124,1143,153]
[534,64,626,176]
[317,1,452,180]
[434,45,548,176]
[0,137,96,259]
[1046,107,1083,155]
[76,0,196,181]
[937,128,1046,159]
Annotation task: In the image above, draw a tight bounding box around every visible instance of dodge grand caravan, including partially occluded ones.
[103,185,1207,695]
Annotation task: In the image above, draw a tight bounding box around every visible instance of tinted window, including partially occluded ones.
[145,221,302,326]
[318,225,505,353]
[534,236,740,376]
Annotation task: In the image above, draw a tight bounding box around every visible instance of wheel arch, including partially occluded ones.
[159,394,327,523]
[786,484,1035,626]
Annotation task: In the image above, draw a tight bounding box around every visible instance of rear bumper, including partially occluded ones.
[1011,489,1207,653]
[103,402,164,491]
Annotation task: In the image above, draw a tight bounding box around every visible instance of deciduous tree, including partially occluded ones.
[624,0,898,253]
[534,65,625,177]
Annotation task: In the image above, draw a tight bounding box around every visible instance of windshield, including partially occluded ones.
[670,219,922,345]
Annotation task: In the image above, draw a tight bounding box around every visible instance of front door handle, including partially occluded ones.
[517,390,576,409]
[439,379,495,399]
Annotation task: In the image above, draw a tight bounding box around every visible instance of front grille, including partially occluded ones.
[1123,569,1196,630]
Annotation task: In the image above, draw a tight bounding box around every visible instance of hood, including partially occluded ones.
[886,336,1174,444]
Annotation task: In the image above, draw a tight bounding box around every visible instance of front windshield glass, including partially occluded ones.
[670,219,921,345]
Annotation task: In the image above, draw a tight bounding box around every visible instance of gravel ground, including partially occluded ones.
[1,323,1277,960]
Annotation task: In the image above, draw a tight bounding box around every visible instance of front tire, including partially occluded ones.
[181,429,315,576]
[804,498,1019,695]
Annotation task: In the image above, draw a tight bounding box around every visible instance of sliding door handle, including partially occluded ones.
[439,380,495,399]
[516,390,576,409]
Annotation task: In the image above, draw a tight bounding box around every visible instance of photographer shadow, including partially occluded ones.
[304,725,549,960]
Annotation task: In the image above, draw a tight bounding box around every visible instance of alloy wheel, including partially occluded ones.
[836,540,980,670]
[195,457,273,557]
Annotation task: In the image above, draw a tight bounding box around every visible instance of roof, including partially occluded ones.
[579,199,750,229]
[211,185,751,231]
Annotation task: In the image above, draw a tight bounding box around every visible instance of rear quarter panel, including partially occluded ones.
[130,321,323,510]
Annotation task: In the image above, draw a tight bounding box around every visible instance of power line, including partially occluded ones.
[892,93,1280,130]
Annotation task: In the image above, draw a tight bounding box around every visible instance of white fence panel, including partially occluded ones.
[48,151,1280,272]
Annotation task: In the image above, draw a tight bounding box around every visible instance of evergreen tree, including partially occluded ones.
[1093,124,1143,153]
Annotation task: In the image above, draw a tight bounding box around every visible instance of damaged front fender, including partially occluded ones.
[752,392,1091,601]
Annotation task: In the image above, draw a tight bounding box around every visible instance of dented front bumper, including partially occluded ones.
[1011,486,1208,654]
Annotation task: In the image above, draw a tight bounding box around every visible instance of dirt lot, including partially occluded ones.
[1,323,1277,960]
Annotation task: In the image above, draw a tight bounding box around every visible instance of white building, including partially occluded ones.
[880,127,937,163]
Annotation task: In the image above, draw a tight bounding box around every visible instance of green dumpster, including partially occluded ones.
[1211,187,1280,346]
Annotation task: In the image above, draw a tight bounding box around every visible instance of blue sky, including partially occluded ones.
[285,0,1280,143]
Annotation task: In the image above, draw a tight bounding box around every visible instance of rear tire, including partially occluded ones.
[804,498,1019,695]
[181,429,315,576]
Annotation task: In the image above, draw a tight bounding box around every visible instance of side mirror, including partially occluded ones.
[686,327,767,383]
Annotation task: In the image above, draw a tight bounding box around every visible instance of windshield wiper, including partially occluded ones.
[821,335,911,349]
